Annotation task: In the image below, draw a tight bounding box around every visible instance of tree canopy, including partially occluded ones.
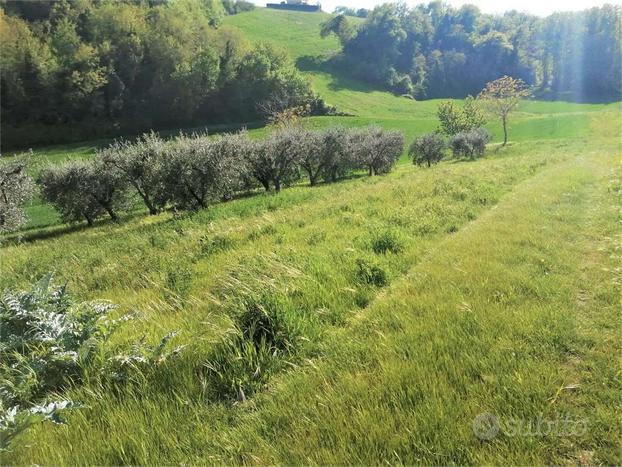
[0,0,318,148]
[327,2,621,102]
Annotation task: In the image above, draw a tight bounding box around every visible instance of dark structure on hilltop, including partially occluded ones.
[266,0,320,12]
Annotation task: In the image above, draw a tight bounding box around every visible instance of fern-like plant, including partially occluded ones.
[0,275,117,450]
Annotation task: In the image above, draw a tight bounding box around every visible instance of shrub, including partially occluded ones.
[409,132,446,167]
[468,127,492,156]
[449,127,491,159]
[100,132,169,215]
[39,159,129,225]
[246,125,301,192]
[437,96,486,135]
[222,0,255,14]
[0,156,34,234]
[320,125,351,183]
[351,126,403,175]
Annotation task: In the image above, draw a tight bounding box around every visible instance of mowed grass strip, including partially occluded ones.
[179,147,619,464]
[1,139,587,464]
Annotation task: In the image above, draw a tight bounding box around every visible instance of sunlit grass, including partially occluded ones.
[1,8,621,464]
[2,131,620,464]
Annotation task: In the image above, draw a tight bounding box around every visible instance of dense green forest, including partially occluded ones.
[323,2,622,101]
[0,0,320,148]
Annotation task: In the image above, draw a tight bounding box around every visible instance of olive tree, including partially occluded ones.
[449,127,491,159]
[294,128,325,186]
[39,160,128,225]
[99,132,169,215]
[246,125,301,192]
[320,125,351,183]
[409,133,446,167]
[163,133,247,210]
[0,157,35,233]
[209,131,253,199]
[477,76,531,145]
[351,126,404,175]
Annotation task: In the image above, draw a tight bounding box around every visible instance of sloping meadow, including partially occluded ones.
[0,138,586,463]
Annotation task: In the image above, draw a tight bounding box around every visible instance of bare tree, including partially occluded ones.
[477,76,531,146]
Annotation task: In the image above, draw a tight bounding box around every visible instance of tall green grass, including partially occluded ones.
[3,132,620,464]
[1,8,621,464]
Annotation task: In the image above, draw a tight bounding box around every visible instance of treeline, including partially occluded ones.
[323,2,621,102]
[35,125,403,227]
[0,0,327,148]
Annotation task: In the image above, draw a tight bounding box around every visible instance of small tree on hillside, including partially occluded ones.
[295,128,325,186]
[246,125,301,192]
[449,128,491,159]
[351,126,403,176]
[477,76,531,145]
[100,132,169,215]
[320,125,351,183]
[409,133,445,167]
[40,160,128,225]
[40,163,100,225]
[320,14,356,45]
[210,131,253,199]
[0,156,35,234]
[437,96,486,135]
[163,133,245,210]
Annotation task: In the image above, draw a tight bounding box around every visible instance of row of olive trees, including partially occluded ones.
[37,125,404,227]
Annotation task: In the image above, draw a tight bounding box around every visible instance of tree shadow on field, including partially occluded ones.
[2,221,101,247]
[1,170,376,247]
[296,55,381,94]
[0,210,149,247]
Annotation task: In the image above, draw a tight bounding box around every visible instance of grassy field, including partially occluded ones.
[3,124,620,465]
[1,7,621,465]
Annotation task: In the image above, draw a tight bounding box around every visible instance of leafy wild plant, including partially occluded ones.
[0,275,182,450]
[0,275,117,450]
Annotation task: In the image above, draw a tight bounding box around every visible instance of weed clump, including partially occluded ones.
[199,234,236,256]
[370,230,404,254]
[355,258,388,287]
[0,275,185,450]
[203,294,303,401]
[0,276,116,449]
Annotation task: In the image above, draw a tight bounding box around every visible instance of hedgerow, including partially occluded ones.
[36,125,406,227]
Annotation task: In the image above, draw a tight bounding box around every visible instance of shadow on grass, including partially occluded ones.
[2,172,373,246]
[296,55,383,94]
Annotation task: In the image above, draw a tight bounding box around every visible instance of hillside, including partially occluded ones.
[2,7,621,466]
[222,9,620,146]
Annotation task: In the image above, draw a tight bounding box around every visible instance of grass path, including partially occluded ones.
[195,149,621,464]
